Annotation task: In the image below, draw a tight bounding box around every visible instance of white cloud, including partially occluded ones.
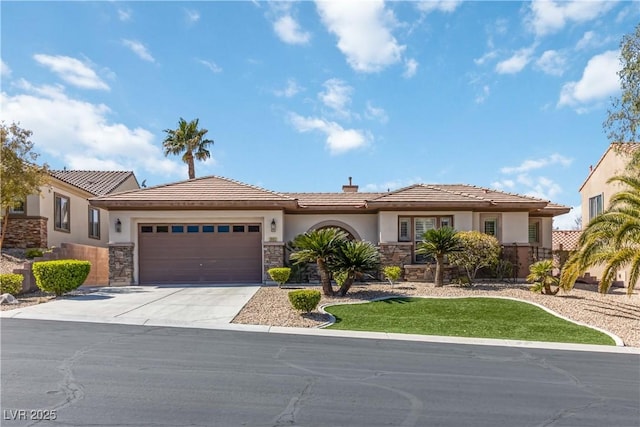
[491,179,515,190]
[122,39,155,63]
[315,0,405,73]
[117,8,132,22]
[289,112,369,155]
[558,50,620,108]
[535,50,567,76]
[416,0,462,14]
[522,176,563,200]
[527,0,616,37]
[273,14,311,45]
[501,153,573,174]
[365,101,388,124]
[403,58,419,78]
[185,9,200,24]
[474,50,498,66]
[319,78,353,118]
[274,78,303,98]
[495,46,535,74]
[1,80,181,177]
[197,59,222,73]
[475,85,490,104]
[553,205,582,230]
[33,54,110,90]
[1,59,11,77]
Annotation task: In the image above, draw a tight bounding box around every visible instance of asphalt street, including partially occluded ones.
[2,319,639,427]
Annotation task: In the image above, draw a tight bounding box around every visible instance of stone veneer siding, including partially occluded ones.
[263,242,285,282]
[378,242,413,280]
[2,217,48,248]
[109,242,134,286]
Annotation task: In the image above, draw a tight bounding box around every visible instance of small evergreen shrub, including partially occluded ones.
[288,289,321,313]
[383,266,402,285]
[267,267,291,287]
[25,248,44,259]
[333,270,348,287]
[0,273,24,295]
[32,260,91,296]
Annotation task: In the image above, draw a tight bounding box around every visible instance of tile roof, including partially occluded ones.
[93,175,296,203]
[284,192,383,207]
[370,184,548,205]
[49,170,136,196]
[552,230,582,251]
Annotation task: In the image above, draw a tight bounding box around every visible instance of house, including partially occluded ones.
[3,170,140,249]
[578,142,639,286]
[89,176,569,286]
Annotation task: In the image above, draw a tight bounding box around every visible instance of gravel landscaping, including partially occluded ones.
[232,282,640,347]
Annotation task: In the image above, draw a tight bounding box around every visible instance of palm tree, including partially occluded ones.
[290,227,348,296]
[416,227,462,287]
[330,240,380,296]
[162,118,214,179]
[561,170,640,295]
[527,260,560,295]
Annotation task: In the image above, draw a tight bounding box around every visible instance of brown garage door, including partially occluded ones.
[138,223,262,284]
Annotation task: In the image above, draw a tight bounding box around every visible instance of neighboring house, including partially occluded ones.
[3,170,139,249]
[579,142,639,287]
[90,176,569,286]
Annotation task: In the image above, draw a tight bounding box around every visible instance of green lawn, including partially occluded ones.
[325,297,615,346]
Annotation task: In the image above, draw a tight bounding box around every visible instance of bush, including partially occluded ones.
[0,273,24,295]
[32,260,91,296]
[448,231,500,283]
[383,266,402,285]
[288,289,321,313]
[25,248,44,259]
[267,267,291,287]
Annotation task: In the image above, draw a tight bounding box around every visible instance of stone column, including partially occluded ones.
[109,242,134,286]
[378,242,413,280]
[263,242,285,283]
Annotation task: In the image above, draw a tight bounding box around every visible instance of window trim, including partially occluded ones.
[88,207,100,239]
[398,215,455,264]
[54,193,71,233]
[528,219,541,246]
[588,193,603,221]
[9,200,26,215]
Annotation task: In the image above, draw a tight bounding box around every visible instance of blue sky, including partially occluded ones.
[2,1,638,228]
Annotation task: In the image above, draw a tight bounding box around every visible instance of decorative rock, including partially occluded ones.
[0,293,19,304]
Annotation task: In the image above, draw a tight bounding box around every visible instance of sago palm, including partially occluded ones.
[416,227,462,287]
[561,171,640,295]
[329,240,380,296]
[290,227,348,296]
[163,117,214,179]
[527,260,559,295]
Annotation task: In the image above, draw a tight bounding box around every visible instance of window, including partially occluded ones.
[9,200,25,214]
[248,225,260,232]
[140,226,153,233]
[398,216,455,263]
[483,219,497,237]
[202,225,214,233]
[232,225,245,233]
[528,220,540,245]
[171,225,184,233]
[156,225,169,233]
[589,194,603,221]
[218,225,230,233]
[88,207,100,239]
[187,225,199,233]
[54,193,70,232]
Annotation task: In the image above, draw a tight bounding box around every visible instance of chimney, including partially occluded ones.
[342,176,359,193]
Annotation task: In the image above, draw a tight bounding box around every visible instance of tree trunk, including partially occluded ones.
[0,207,9,250]
[186,152,196,179]
[316,258,334,296]
[544,283,560,295]
[435,255,444,287]
[337,274,355,296]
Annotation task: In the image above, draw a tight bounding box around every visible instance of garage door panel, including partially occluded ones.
[138,223,262,284]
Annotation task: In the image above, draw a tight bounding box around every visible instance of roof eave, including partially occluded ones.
[89,199,298,210]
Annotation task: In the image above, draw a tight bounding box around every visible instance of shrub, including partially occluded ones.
[267,267,291,287]
[0,273,24,295]
[383,266,402,285]
[25,248,44,259]
[448,231,500,284]
[288,289,321,313]
[32,260,91,296]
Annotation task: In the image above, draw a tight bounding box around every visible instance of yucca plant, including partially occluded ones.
[329,240,381,296]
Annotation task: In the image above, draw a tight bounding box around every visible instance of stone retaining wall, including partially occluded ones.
[2,217,48,248]
[109,243,134,286]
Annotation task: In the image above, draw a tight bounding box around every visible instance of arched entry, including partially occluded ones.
[308,220,361,240]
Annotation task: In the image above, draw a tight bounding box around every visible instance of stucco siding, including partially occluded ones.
[284,214,378,243]
[502,212,529,244]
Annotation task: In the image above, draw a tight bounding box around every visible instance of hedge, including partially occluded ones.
[32,260,91,296]
[0,273,24,295]
[288,289,321,313]
[267,267,291,287]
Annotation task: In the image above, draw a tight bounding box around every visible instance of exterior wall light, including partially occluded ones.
[115,218,122,233]
[270,218,276,232]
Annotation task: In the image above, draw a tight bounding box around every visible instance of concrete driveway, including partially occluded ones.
[0,285,261,328]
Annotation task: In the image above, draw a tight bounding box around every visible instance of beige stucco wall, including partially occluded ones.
[108,209,284,284]
[113,175,140,193]
[501,212,530,244]
[284,213,378,243]
[580,148,631,227]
